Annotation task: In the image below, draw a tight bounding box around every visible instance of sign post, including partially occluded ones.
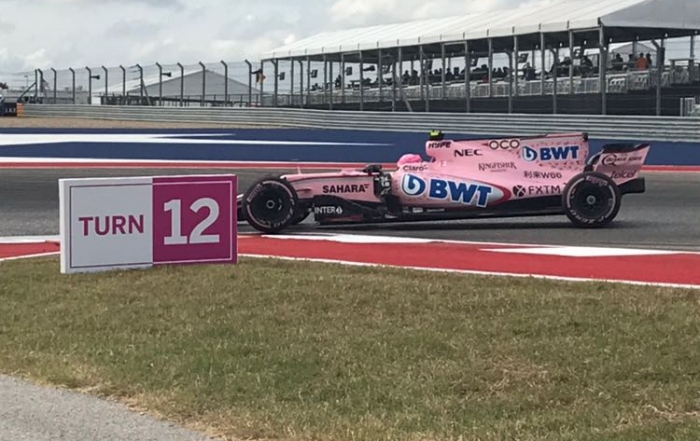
[59,174,237,274]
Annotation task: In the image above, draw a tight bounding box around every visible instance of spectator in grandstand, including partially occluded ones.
[523,63,536,81]
[636,53,649,69]
[581,55,594,76]
[612,53,624,71]
[402,71,410,85]
[646,53,653,67]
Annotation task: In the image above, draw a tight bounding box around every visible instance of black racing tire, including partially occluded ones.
[563,172,622,228]
[242,177,298,233]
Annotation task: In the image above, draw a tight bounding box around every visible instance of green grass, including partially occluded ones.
[1,256,700,440]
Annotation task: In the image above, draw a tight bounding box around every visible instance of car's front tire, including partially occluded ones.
[242,177,298,233]
[563,172,621,228]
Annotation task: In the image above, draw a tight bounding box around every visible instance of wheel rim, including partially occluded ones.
[572,185,611,219]
[249,187,290,225]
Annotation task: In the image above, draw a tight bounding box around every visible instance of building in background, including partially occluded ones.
[100,69,263,107]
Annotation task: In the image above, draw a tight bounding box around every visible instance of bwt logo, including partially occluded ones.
[401,174,498,208]
[522,145,581,162]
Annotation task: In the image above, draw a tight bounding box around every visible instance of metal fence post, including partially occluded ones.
[136,64,143,102]
[652,38,666,116]
[221,60,228,107]
[50,68,57,104]
[37,69,44,103]
[488,38,494,98]
[441,43,446,99]
[322,55,328,108]
[199,61,206,106]
[86,66,92,105]
[259,61,265,105]
[306,57,310,106]
[244,59,252,107]
[552,48,559,114]
[120,65,126,104]
[419,46,424,102]
[156,62,163,106]
[569,30,574,95]
[272,59,279,107]
[507,50,514,113]
[359,51,364,111]
[102,66,108,104]
[378,49,384,103]
[290,58,295,106]
[329,57,334,110]
[177,62,184,107]
[69,68,75,104]
[420,45,429,112]
[540,33,546,97]
[398,46,404,110]
[464,41,471,113]
[599,26,607,115]
[340,53,346,104]
[391,54,397,111]
[514,35,519,98]
[298,60,303,107]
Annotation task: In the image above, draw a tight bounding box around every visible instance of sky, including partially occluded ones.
[0,0,694,89]
[0,0,519,74]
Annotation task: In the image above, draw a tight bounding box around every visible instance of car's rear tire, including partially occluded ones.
[242,177,298,233]
[563,172,621,228]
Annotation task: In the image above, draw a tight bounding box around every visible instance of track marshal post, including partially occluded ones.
[59,174,238,274]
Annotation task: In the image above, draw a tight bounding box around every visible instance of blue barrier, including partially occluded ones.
[0,128,699,166]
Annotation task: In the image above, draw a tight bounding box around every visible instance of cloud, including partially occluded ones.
[328,0,509,27]
[0,19,16,33]
[40,0,184,8]
[105,20,162,37]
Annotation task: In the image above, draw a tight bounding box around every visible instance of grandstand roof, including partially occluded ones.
[262,0,700,61]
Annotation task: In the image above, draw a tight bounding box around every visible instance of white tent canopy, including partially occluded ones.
[262,0,700,60]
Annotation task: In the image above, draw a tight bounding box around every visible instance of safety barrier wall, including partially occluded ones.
[21,104,700,143]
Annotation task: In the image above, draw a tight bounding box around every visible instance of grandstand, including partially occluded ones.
[260,0,700,116]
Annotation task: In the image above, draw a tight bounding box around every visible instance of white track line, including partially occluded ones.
[0,252,60,263]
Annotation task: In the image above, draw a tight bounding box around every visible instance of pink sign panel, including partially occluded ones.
[152,175,237,265]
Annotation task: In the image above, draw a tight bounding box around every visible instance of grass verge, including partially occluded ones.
[1,256,700,440]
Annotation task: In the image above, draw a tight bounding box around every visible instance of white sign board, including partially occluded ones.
[59,174,238,274]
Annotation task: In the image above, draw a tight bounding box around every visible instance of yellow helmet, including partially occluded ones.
[429,130,444,140]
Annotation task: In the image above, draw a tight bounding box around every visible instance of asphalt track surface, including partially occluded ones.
[1,168,699,252]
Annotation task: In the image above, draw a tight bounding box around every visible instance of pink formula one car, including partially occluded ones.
[238,131,649,233]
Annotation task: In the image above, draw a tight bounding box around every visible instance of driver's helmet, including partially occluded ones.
[397,154,423,165]
[429,130,444,141]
